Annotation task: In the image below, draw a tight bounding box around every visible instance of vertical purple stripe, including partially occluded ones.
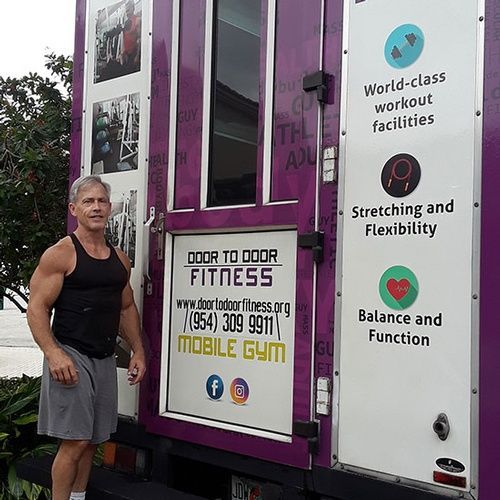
[254,0,269,207]
[271,0,321,201]
[289,0,322,434]
[314,0,343,468]
[174,0,204,209]
[139,0,172,423]
[68,0,87,233]
[479,1,500,498]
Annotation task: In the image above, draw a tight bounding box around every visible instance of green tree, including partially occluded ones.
[0,54,72,312]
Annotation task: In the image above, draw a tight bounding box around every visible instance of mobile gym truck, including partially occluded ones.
[19,0,500,499]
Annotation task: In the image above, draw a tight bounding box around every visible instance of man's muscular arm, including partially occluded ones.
[117,250,146,385]
[27,242,79,385]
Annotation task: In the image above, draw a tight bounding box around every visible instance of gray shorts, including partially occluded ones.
[38,344,117,444]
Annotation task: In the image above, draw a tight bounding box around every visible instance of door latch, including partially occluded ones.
[433,413,450,441]
[150,212,165,260]
[143,207,155,296]
[143,208,166,296]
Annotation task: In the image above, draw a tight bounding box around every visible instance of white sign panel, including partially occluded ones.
[83,0,151,296]
[166,231,297,437]
[336,0,481,490]
[82,0,152,417]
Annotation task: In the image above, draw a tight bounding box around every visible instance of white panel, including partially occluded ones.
[335,0,482,491]
[82,0,153,417]
[165,231,297,437]
[83,0,151,298]
[117,367,138,416]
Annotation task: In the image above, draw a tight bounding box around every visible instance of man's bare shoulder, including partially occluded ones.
[114,246,132,274]
[38,236,75,274]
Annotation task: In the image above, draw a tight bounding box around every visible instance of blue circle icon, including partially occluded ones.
[206,374,224,400]
[384,24,424,69]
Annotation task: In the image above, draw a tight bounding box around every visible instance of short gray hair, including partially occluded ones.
[69,175,111,203]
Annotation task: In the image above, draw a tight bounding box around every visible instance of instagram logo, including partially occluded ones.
[206,374,224,400]
[230,378,249,405]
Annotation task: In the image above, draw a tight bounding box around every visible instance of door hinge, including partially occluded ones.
[316,377,332,416]
[298,231,324,263]
[303,70,329,103]
[322,145,338,184]
[293,420,319,454]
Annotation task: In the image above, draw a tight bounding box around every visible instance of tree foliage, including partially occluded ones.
[0,54,72,311]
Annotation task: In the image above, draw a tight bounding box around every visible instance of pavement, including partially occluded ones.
[0,301,43,378]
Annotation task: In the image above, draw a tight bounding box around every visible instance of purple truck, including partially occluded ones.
[22,0,500,499]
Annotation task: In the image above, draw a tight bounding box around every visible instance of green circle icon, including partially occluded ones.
[379,265,419,310]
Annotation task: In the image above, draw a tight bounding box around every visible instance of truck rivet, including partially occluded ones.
[341,130,346,136]
[395,477,401,483]
[336,291,342,297]
[472,388,477,394]
[479,16,484,21]
[476,110,481,116]
[474,202,479,207]
[471,484,476,490]
[339,210,343,216]
[332,454,337,460]
[335,371,339,376]
[344,49,348,54]
[472,294,478,299]
[340,463,344,470]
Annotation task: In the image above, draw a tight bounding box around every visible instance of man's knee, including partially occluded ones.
[57,440,93,463]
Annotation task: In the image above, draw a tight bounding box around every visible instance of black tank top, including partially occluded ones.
[52,233,128,358]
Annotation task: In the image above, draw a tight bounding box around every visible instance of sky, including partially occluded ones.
[0,0,76,79]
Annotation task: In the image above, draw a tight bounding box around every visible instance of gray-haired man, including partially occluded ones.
[27,175,146,500]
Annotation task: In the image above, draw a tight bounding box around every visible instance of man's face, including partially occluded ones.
[69,183,111,232]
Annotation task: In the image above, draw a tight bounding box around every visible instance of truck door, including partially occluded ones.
[334,0,483,494]
[142,0,327,469]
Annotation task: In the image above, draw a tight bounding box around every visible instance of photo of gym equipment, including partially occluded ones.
[94,0,142,83]
[91,93,140,174]
[105,189,137,267]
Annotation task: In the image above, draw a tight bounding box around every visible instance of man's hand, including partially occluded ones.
[46,347,79,385]
[127,351,146,385]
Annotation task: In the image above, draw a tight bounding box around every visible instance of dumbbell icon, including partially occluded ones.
[391,32,417,60]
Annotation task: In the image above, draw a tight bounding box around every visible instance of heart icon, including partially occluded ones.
[386,278,410,301]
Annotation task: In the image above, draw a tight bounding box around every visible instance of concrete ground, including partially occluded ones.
[0,300,43,378]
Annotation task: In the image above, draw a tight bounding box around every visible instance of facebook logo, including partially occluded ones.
[206,374,224,400]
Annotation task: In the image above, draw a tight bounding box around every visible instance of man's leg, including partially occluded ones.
[51,440,93,500]
[71,443,98,494]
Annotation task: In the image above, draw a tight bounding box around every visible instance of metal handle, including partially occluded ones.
[150,212,165,260]
[143,207,156,295]
[143,209,166,296]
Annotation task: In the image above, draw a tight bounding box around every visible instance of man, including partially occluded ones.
[120,0,141,74]
[27,175,146,500]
